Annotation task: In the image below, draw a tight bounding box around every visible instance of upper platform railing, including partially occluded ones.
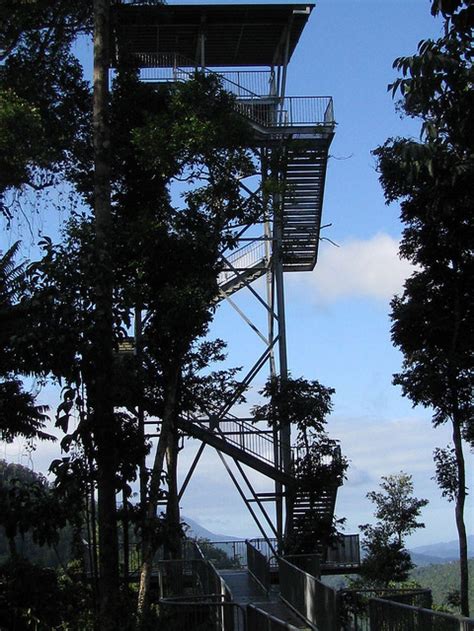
[132,52,335,128]
[136,52,274,97]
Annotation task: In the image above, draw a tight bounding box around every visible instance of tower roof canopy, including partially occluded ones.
[114,3,314,67]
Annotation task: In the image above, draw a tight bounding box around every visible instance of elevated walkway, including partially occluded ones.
[219,569,310,629]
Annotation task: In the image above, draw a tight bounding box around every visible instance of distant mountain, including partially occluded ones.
[410,552,452,567]
[182,516,240,542]
[409,536,474,566]
[181,515,474,571]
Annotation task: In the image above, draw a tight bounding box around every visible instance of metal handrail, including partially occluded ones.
[135,52,267,98]
[134,52,335,128]
[247,603,302,631]
[190,415,277,467]
[160,593,246,630]
[278,556,341,631]
[236,96,334,128]
[369,597,474,630]
[218,241,267,286]
[246,541,271,593]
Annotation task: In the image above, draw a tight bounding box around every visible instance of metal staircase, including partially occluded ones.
[158,60,339,552]
[218,241,267,298]
[176,412,343,554]
[177,415,293,485]
[281,145,330,272]
[135,54,334,297]
[117,1,340,563]
[290,485,339,555]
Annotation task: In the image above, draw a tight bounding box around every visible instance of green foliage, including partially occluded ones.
[365,472,429,547]
[358,473,427,587]
[0,88,43,193]
[411,559,474,614]
[252,375,334,442]
[0,558,63,630]
[0,557,96,631]
[374,1,472,613]
[0,242,54,444]
[0,460,73,557]
[373,1,474,439]
[0,0,91,216]
[433,445,458,501]
[358,525,415,588]
[195,539,242,569]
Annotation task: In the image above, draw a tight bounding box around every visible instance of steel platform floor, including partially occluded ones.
[218,569,311,629]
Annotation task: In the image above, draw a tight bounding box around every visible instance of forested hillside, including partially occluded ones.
[411,560,474,613]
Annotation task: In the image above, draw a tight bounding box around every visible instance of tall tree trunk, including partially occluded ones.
[92,1,119,628]
[452,418,469,616]
[166,428,181,560]
[137,366,179,621]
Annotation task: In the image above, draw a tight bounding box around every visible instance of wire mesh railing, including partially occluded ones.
[155,555,245,630]
[236,96,334,128]
[203,539,278,570]
[279,556,341,631]
[135,52,272,98]
[133,53,335,128]
[217,417,276,465]
[186,415,278,469]
[340,588,433,631]
[246,541,271,593]
[160,595,246,631]
[218,240,267,287]
[283,553,320,578]
[247,604,302,631]
[368,597,474,631]
[324,534,360,569]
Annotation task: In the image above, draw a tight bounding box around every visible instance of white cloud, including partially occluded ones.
[289,233,414,303]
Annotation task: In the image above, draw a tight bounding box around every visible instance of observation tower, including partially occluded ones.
[114,1,343,558]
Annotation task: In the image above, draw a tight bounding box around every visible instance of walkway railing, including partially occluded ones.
[160,595,246,631]
[205,538,278,570]
[247,604,302,631]
[219,241,267,288]
[369,597,474,631]
[279,556,340,631]
[284,553,320,578]
[156,554,244,630]
[246,541,271,593]
[341,588,432,631]
[324,534,360,569]
[134,52,335,128]
[136,52,270,98]
[190,416,278,468]
[235,96,334,128]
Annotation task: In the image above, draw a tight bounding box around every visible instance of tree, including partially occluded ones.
[20,64,259,622]
[0,0,91,218]
[253,376,347,553]
[252,375,334,451]
[358,472,428,587]
[0,242,54,444]
[0,462,67,559]
[366,472,429,548]
[373,0,473,615]
[120,71,259,619]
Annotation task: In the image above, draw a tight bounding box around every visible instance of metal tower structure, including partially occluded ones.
[114,2,338,553]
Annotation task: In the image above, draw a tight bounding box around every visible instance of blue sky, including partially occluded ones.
[2,0,472,548]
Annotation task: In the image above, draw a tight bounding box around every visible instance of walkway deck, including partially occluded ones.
[218,569,311,629]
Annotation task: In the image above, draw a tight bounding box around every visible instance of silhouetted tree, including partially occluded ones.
[373,0,473,614]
